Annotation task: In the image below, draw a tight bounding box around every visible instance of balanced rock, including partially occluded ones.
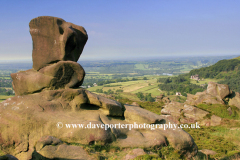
[29,16,88,70]
[11,61,85,96]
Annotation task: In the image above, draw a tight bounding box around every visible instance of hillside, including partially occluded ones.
[188,57,240,92]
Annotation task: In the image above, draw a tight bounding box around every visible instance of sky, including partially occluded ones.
[0,0,239,61]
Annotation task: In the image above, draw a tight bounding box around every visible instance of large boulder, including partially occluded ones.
[11,61,85,96]
[33,136,95,160]
[0,88,197,159]
[207,82,230,99]
[229,92,240,109]
[161,102,212,125]
[185,82,232,106]
[182,104,209,121]
[29,16,88,70]
[185,91,224,106]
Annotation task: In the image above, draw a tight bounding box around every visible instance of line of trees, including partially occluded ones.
[136,92,155,102]
[157,75,206,95]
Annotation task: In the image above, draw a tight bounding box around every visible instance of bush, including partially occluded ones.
[96,89,103,93]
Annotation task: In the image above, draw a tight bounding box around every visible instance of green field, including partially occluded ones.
[87,76,168,101]
[0,95,13,102]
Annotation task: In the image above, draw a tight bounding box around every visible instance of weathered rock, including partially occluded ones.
[207,82,230,99]
[29,16,88,70]
[124,104,166,124]
[35,136,63,151]
[199,149,217,160]
[161,101,183,117]
[0,89,197,159]
[227,107,232,115]
[185,82,232,106]
[210,115,222,126]
[185,92,224,106]
[11,61,85,96]
[199,149,217,155]
[35,143,95,160]
[229,92,240,109]
[182,104,209,121]
[161,102,222,126]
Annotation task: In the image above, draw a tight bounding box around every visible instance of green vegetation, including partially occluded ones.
[157,75,207,95]
[188,58,240,92]
[189,59,240,79]
[197,104,240,120]
[185,123,240,159]
[136,92,155,102]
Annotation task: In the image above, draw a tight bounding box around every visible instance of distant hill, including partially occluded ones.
[188,57,240,92]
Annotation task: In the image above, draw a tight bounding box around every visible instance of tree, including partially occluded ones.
[136,92,144,100]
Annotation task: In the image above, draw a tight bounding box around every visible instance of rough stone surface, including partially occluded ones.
[124,104,166,124]
[0,89,197,159]
[184,81,232,106]
[227,107,233,115]
[161,102,212,125]
[11,61,85,96]
[185,91,224,106]
[35,143,95,160]
[229,92,240,109]
[182,104,209,121]
[161,101,183,117]
[199,149,217,155]
[210,115,222,126]
[29,16,88,70]
[207,82,230,99]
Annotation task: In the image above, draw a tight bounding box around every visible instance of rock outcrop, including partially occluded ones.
[29,16,88,71]
[206,82,231,99]
[0,16,198,159]
[11,61,85,96]
[161,102,222,126]
[159,81,240,127]
[229,92,240,109]
[185,82,231,106]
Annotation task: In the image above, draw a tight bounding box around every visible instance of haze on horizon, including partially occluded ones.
[0,0,239,61]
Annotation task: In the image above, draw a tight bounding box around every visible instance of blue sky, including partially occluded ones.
[0,0,239,61]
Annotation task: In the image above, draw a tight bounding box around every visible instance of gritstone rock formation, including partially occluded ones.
[29,16,88,71]
[0,16,197,159]
[11,16,87,96]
